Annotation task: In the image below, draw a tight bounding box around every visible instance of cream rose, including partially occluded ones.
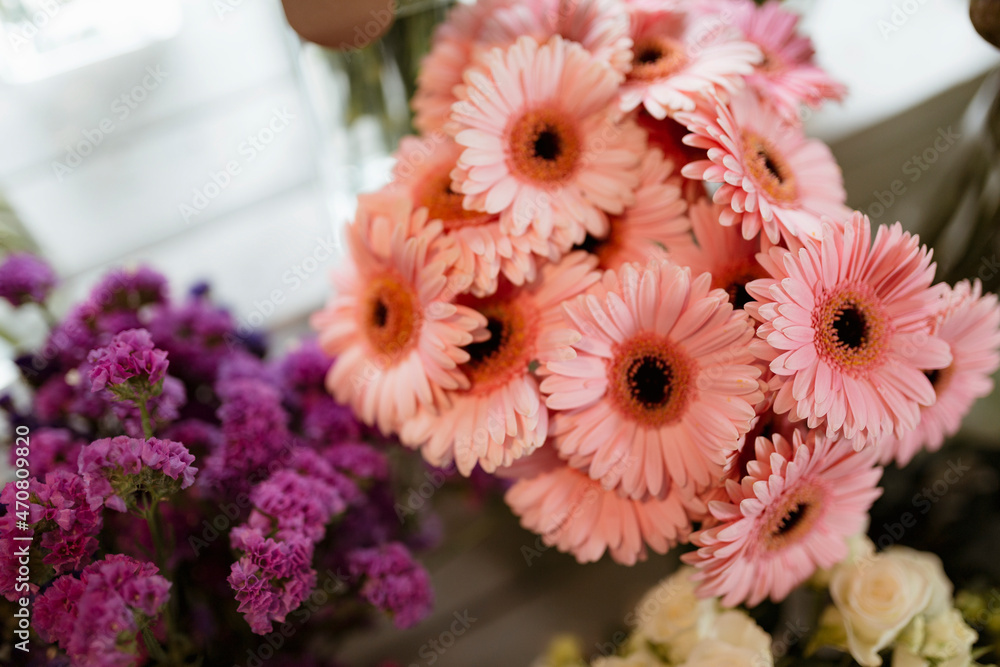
[632,567,717,662]
[830,549,935,666]
[678,611,773,667]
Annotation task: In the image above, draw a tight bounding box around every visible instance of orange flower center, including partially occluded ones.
[742,132,798,203]
[460,296,539,394]
[607,332,696,427]
[813,285,891,374]
[362,273,421,363]
[508,108,582,184]
[762,482,825,552]
[627,37,688,82]
[415,167,495,232]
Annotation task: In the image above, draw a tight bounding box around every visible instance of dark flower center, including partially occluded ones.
[629,356,674,408]
[833,306,867,350]
[372,300,389,329]
[464,317,505,369]
[534,129,561,161]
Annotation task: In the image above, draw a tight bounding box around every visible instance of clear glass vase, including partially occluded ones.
[294,0,454,224]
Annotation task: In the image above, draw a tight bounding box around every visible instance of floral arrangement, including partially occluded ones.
[306,0,1000,663]
[0,256,440,666]
[534,539,990,667]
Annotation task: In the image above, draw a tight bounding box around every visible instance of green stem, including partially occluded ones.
[144,501,185,665]
[138,395,154,439]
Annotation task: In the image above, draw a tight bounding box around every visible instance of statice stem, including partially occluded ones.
[138,396,154,439]
[144,501,185,664]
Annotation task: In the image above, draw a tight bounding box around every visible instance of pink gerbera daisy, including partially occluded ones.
[504,446,704,564]
[573,148,691,271]
[541,260,763,500]
[733,0,846,122]
[311,193,487,435]
[880,279,1000,465]
[399,253,602,475]
[745,213,952,446]
[391,135,546,296]
[679,91,848,244]
[618,9,761,118]
[411,0,515,134]
[480,0,634,74]
[669,198,767,311]
[634,108,708,203]
[683,429,882,606]
[451,35,645,245]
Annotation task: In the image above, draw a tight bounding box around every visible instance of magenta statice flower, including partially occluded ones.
[248,468,347,542]
[87,328,169,394]
[0,252,57,306]
[11,427,84,477]
[204,378,291,493]
[35,554,171,667]
[228,526,317,634]
[148,294,241,382]
[346,542,433,629]
[30,471,103,575]
[78,436,197,512]
[324,442,389,482]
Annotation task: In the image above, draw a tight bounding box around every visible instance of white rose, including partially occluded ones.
[922,608,977,662]
[677,610,773,667]
[814,534,876,588]
[830,550,934,666]
[885,548,953,619]
[632,567,716,662]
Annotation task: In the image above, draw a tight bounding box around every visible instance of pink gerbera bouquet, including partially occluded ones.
[312,0,1000,623]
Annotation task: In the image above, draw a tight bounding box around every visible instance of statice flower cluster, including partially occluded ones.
[0,252,57,306]
[33,555,171,667]
[0,259,444,665]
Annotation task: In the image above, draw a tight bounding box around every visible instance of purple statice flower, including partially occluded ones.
[88,266,168,314]
[285,446,361,506]
[217,351,278,387]
[302,395,362,444]
[33,372,109,424]
[78,436,197,512]
[345,542,432,629]
[11,427,84,477]
[325,442,389,482]
[30,471,103,575]
[111,375,186,438]
[162,418,223,460]
[203,378,290,494]
[228,525,317,635]
[147,294,240,382]
[278,338,332,394]
[35,555,170,667]
[33,574,85,642]
[0,252,57,306]
[87,328,169,394]
[248,468,346,542]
